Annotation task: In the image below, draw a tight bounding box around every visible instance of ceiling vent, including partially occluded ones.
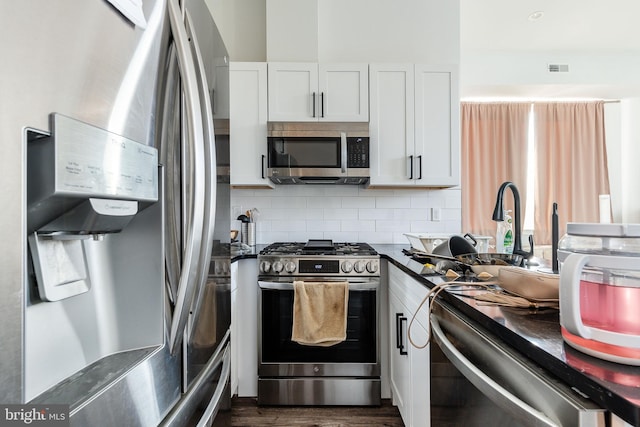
[548,64,569,73]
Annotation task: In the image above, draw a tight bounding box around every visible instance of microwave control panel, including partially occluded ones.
[347,137,369,168]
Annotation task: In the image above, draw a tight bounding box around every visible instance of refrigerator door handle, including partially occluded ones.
[160,332,231,427]
[167,0,206,356]
[196,346,231,427]
[160,44,181,306]
[184,10,217,340]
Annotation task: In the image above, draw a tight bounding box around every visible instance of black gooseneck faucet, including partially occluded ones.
[491,181,534,261]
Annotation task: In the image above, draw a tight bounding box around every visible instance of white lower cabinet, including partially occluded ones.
[388,264,431,427]
[230,262,238,397]
[232,258,259,397]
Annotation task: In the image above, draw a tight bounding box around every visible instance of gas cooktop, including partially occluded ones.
[260,240,378,257]
[258,240,379,277]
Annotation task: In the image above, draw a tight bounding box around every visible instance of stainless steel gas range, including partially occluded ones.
[257,240,381,406]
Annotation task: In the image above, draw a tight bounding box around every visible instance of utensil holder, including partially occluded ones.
[242,222,256,246]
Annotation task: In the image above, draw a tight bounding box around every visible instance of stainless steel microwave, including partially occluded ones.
[267,122,370,185]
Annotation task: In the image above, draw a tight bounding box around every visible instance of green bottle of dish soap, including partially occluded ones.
[503,210,514,254]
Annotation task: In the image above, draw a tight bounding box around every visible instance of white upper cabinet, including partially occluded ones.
[230,62,274,188]
[268,63,369,122]
[414,64,459,187]
[369,63,459,188]
[369,64,415,186]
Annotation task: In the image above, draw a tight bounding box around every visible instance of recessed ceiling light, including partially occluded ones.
[528,10,544,21]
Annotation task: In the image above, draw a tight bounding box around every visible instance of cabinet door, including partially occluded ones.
[267,62,318,121]
[389,291,411,426]
[369,64,415,186]
[230,62,273,188]
[318,64,369,122]
[236,258,259,397]
[389,264,431,427]
[230,262,238,397]
[409,318,430,427]
[414,65,459,187]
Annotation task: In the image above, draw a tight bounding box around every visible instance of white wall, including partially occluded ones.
[620,98,640,222]
[210,0,460,64]
[316,0,459,64]
[266,0,318,62]
[462,49,640,99]
[231,186,461,244]
[206,0,267,61]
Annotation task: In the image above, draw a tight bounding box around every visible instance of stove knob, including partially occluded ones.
[260,260,271,273]
[341,261,353,273]
[354,260,366,273]
[366,260,379,274]
[284,261,297,273]
[272,261,284,273]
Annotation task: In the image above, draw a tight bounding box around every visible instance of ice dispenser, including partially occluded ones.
[27,114,158,301]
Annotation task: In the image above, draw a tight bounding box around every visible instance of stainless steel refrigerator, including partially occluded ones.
[0,0,231,425]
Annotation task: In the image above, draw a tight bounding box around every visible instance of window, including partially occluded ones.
[461,101,610,249]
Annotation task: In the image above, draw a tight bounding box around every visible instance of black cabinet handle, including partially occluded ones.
[417,155,422,180]
[261,154,266,179]
[321,92,325,118]
[409,155,414,180]
[399,316,408,355]
[395,313,403,349]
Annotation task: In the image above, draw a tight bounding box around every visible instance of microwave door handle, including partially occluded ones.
[262,154,266,179]
[312,92,316,118]
[340,132,347,173]
[408,155,414,180]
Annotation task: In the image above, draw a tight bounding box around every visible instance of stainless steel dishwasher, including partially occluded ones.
[430,301,606,427]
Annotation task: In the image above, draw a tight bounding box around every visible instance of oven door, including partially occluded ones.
[258,278,379,377]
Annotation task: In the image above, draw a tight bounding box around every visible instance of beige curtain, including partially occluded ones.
[533,102,610,243]
[461,102,530,238]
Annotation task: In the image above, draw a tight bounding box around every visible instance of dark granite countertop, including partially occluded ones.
[373,244,640,425]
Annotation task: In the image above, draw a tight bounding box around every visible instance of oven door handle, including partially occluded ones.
[258,280,379,291]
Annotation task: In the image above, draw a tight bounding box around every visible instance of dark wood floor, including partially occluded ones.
[215,397,405,427]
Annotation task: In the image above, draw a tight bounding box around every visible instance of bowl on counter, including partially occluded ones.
[498,266,559,301]
[404,233,452,253]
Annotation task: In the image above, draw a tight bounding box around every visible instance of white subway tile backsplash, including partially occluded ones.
[359,208,394,220]
[324,208,358,220]
[271,219,307,232]
[307,220,341,231]
[342,196,376,208]
[341,220,376,232]
[231,186,461,244]
[326,231,359,242]
[376,196,411,209]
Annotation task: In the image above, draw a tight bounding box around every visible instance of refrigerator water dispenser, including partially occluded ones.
[27,114,159,301]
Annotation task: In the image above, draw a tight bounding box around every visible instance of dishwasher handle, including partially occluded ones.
[430,314,559,427]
